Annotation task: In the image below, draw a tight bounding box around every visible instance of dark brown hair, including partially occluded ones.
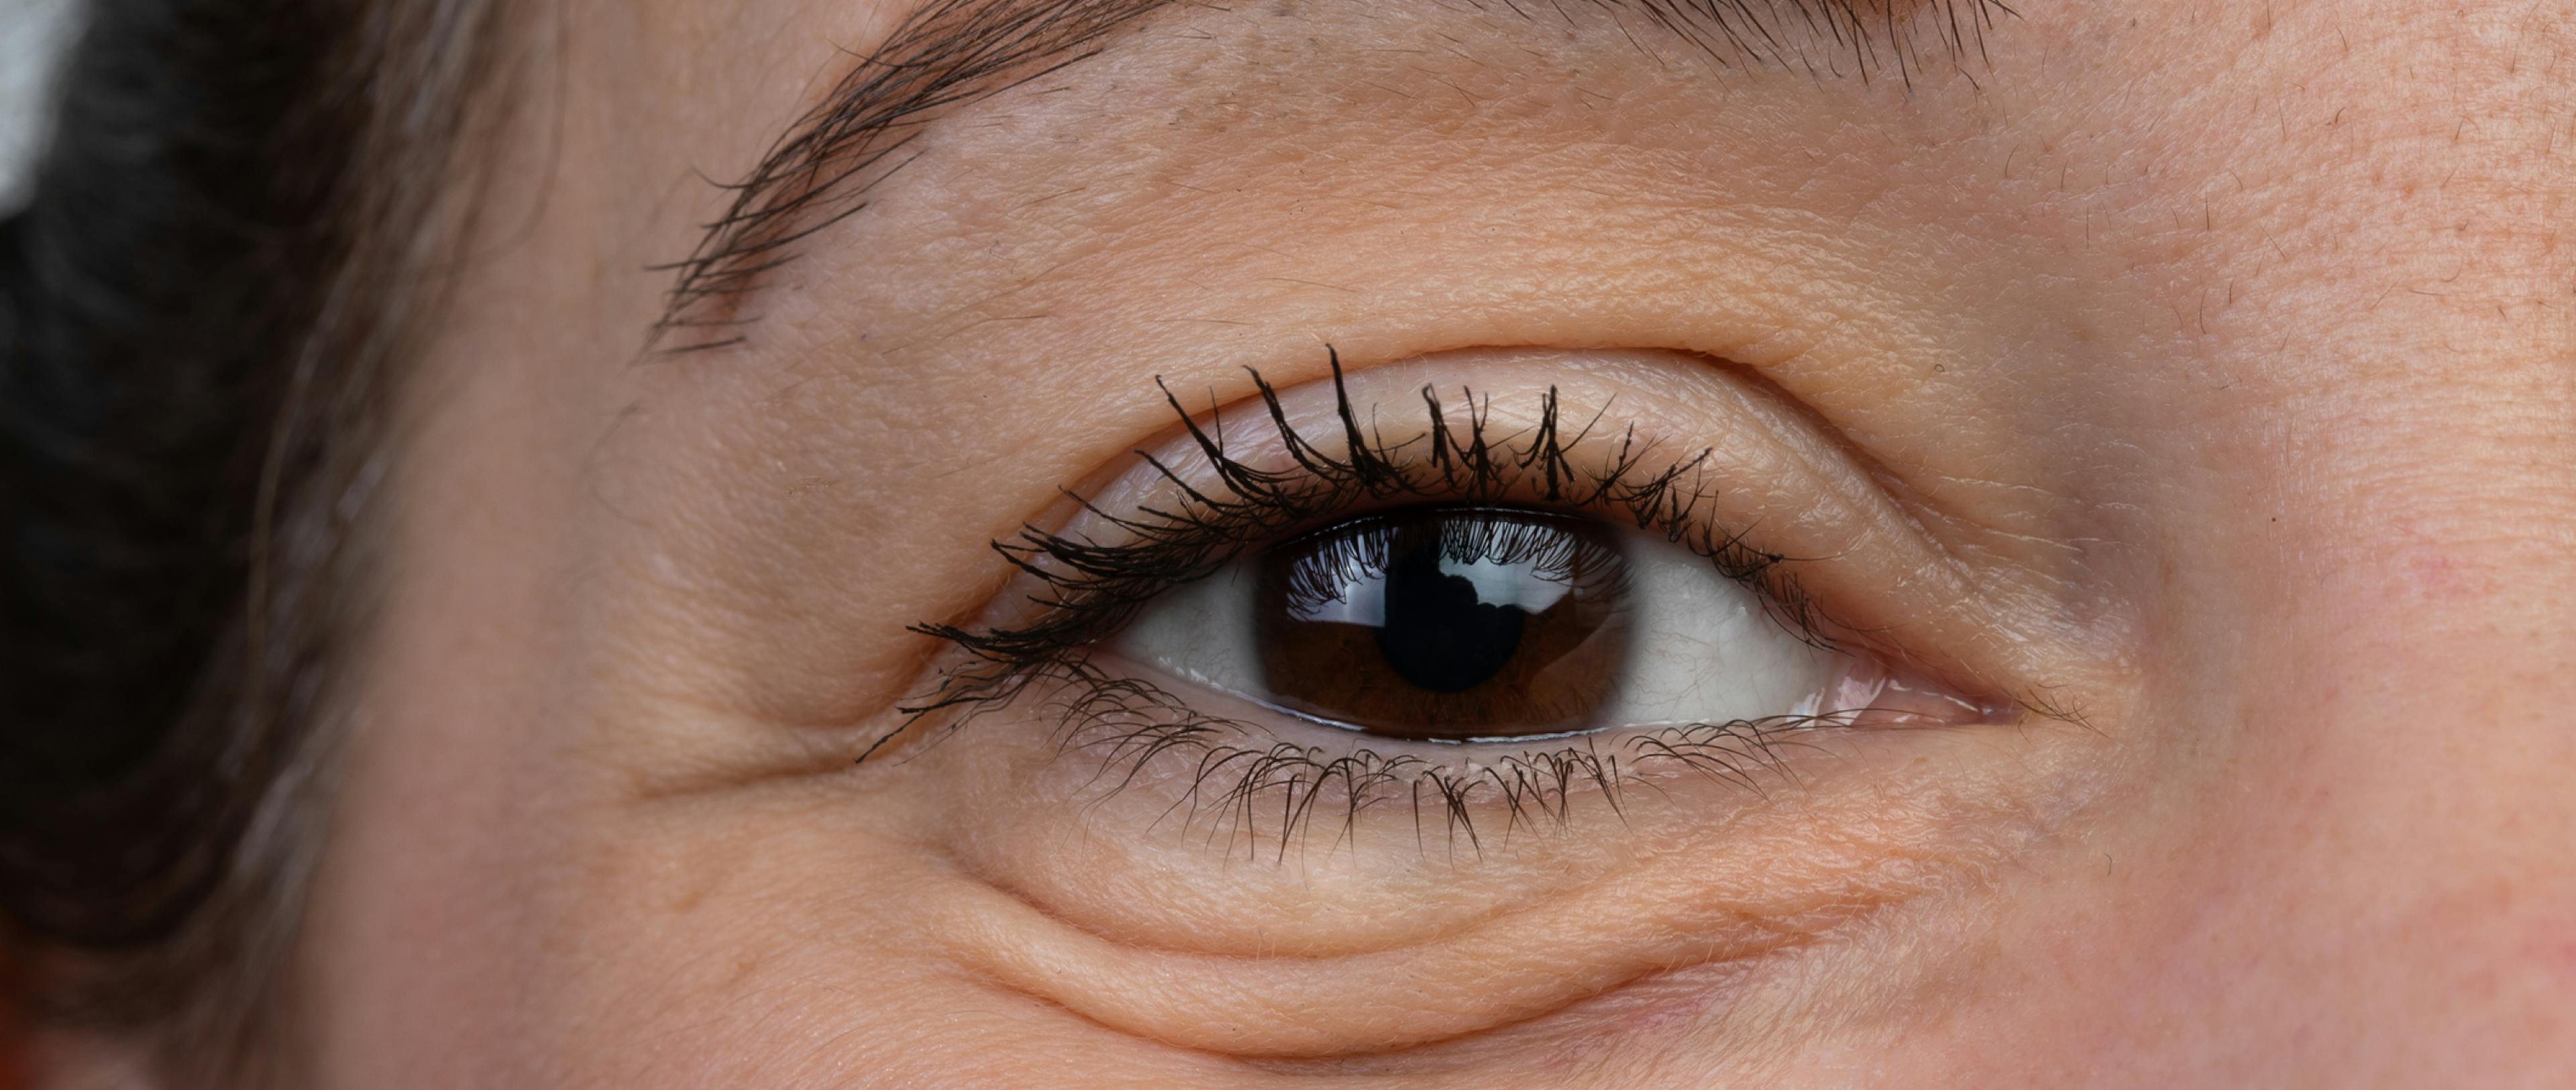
[0,0,506,1081]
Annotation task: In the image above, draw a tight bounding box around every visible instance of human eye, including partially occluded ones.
[845,349,2066,1060]
[879,352,1998,826]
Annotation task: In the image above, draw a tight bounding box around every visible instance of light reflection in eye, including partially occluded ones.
[1282,528,1580,626]
[1258,508,1630,731]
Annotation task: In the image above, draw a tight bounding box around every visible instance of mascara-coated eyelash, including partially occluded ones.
[866,351,1953,845]
[886,351,1826,728]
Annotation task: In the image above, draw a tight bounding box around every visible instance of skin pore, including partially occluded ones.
[249,0,2576,1086]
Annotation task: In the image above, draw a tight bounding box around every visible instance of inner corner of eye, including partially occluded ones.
[1101,504,1885,745]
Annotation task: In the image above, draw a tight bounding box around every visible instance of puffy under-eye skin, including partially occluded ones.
[858,353,2096,1060]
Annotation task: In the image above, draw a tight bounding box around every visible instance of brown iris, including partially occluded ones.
[1252,507,1634,741]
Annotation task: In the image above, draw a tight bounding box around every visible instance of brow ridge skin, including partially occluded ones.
[646,0,2010,351]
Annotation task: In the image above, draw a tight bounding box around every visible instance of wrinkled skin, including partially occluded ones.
[95,0,2576,1086]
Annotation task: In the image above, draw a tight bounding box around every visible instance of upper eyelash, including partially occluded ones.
[1275,508,1633,619]
[888,348,1821,736]
[861,349,1862,847]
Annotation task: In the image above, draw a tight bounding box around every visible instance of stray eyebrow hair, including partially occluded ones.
[647,0,2012,352]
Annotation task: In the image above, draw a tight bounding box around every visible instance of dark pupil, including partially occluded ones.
[1252,507,1632,741]
[1375,539,1527,693]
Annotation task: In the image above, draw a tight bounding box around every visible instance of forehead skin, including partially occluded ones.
[294,1,2573,1087]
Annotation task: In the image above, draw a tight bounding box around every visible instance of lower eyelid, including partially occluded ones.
[963,660,1974,875]
[897,657,2067,1060]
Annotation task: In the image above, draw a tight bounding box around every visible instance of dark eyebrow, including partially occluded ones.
[647,0,2012,352]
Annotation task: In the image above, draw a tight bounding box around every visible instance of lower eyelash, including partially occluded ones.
[987,656,1854,858]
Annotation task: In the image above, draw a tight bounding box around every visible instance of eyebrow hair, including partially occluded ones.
[647,0,2011,351]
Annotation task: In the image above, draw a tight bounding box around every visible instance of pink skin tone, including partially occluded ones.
[44,1,2576,1087]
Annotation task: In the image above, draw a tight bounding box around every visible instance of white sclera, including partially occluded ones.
[1114,524,1845,734]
